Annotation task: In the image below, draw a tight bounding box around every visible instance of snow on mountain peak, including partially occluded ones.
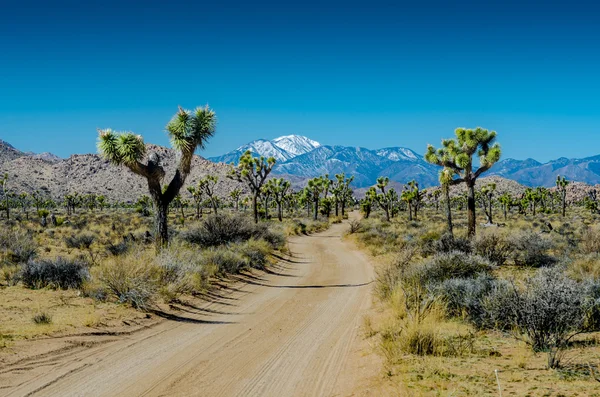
[271,135,321,156]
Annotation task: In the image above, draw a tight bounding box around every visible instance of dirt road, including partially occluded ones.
[0,221,376,397]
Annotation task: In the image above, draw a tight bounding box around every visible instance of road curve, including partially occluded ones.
[0,220,375,397]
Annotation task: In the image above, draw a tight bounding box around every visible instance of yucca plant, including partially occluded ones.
[97,105,216,249]
[229,151,276,223]
[425,127,501,237]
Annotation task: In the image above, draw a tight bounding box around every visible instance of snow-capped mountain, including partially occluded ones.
[208,135,321,164]
[376,147,420,162]
[272,135,321,156]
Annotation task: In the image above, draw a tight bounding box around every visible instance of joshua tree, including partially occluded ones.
[404,180,422,221]
[425,127,501,237]
[374,176,392,221]
[331,173,354,217]
[98,105,216,249]
[198,175,219,215]
[439,168,456,235]
[0,173,9,220]
[18,192,31,220]
[267,178,291,221]
[97,195,107,211]
[360,195,373,219]
[187,185,203,219]
[230,188,242,211]
[307,176,326,220]
[298,187,312,218]
[400,186,415,221]
[229,150,275,223]
[479,183,496,224]
[556,175,569,217]
[498,192,512,221]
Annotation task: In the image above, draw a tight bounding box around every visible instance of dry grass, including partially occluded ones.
[353,205,600,396]
[0,286,142,344]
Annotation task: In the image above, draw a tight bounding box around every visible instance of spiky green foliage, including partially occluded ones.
[228,150,276,223]
[166,105,216,152]
[97,105,217,249]
[425,127,502,237]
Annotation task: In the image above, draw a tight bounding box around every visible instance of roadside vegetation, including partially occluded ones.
[351,128,600,395]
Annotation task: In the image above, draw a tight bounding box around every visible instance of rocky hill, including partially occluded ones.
[0,141,246,203]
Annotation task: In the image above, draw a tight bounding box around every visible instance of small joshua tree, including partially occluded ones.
[229,150,275,223]
[425,127,501,237]
[229,188,242,211]
[267,178,291,221]
[187,185,203,219]
[0,173,9,220]
[332,173,354,217]
[198,175,219,215]
[479,183,496,224]
[556,175,569,217]
[98,105,216,249]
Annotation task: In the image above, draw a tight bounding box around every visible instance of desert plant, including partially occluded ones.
[425,127,502,237]
[556,175,569,217]
[98,253,157,310]
[408,252,494,287]
[97,105,217,248]
[21,258,89,289]
[229,150,276,223]
[509,231,556,267]
[32,312,52,324]
[473,231,512,266]
[198,175,219,215]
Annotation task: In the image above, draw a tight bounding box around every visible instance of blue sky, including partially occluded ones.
[0,0,599,162]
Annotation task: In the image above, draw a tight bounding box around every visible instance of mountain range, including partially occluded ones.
[3,135,600,202]
[208,135,600,188]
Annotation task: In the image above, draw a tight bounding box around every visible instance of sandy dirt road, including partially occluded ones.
[0,221,376,397]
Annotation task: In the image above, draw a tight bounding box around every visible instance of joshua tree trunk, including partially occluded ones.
[335,199,339,217]
[155,202,169,248]
[407,202,412,221]
[444,184,453,236]
[252,192,259,223]
[503,204,507,221]
[562,192,566,217]
[489,200,493,224]
[341,200,346,216]
[264,196,269,220]
[313,198,319,220]
[211,199,218,215]
[467,181,476,237]
[277,202,283,221]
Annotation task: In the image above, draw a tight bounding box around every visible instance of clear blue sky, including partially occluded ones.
[1,0,599,162]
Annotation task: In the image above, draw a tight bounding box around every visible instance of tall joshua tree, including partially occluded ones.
[307,177,325,221]
[98,105,216,249]
[556,175,569,217]
[425,127,501,237]
[229,150,276,223]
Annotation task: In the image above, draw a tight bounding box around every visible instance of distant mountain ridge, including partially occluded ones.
[208,135,600,189]
[208,135,321,164]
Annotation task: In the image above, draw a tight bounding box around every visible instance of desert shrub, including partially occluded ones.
[509,231,556,267]
[237,239,271,270]
[483,267,598,368]
[568,254,600,281]
[32,312,52,324]
[1,265,20,286]
[433,274,504,328]
[421,232,471,257]
[106,240,131,256]
[0,228,37,265]
[64,232,96,250]
[154,247,216,301]
[348,219,362,234]
[375,247,417,300]
[199,247,248,274]
[473,232,512,266]
[408,252,494,287]
[98,253,157,310]
[579,227,600,255]
[181,214,284,249]
[21,258,89,289]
